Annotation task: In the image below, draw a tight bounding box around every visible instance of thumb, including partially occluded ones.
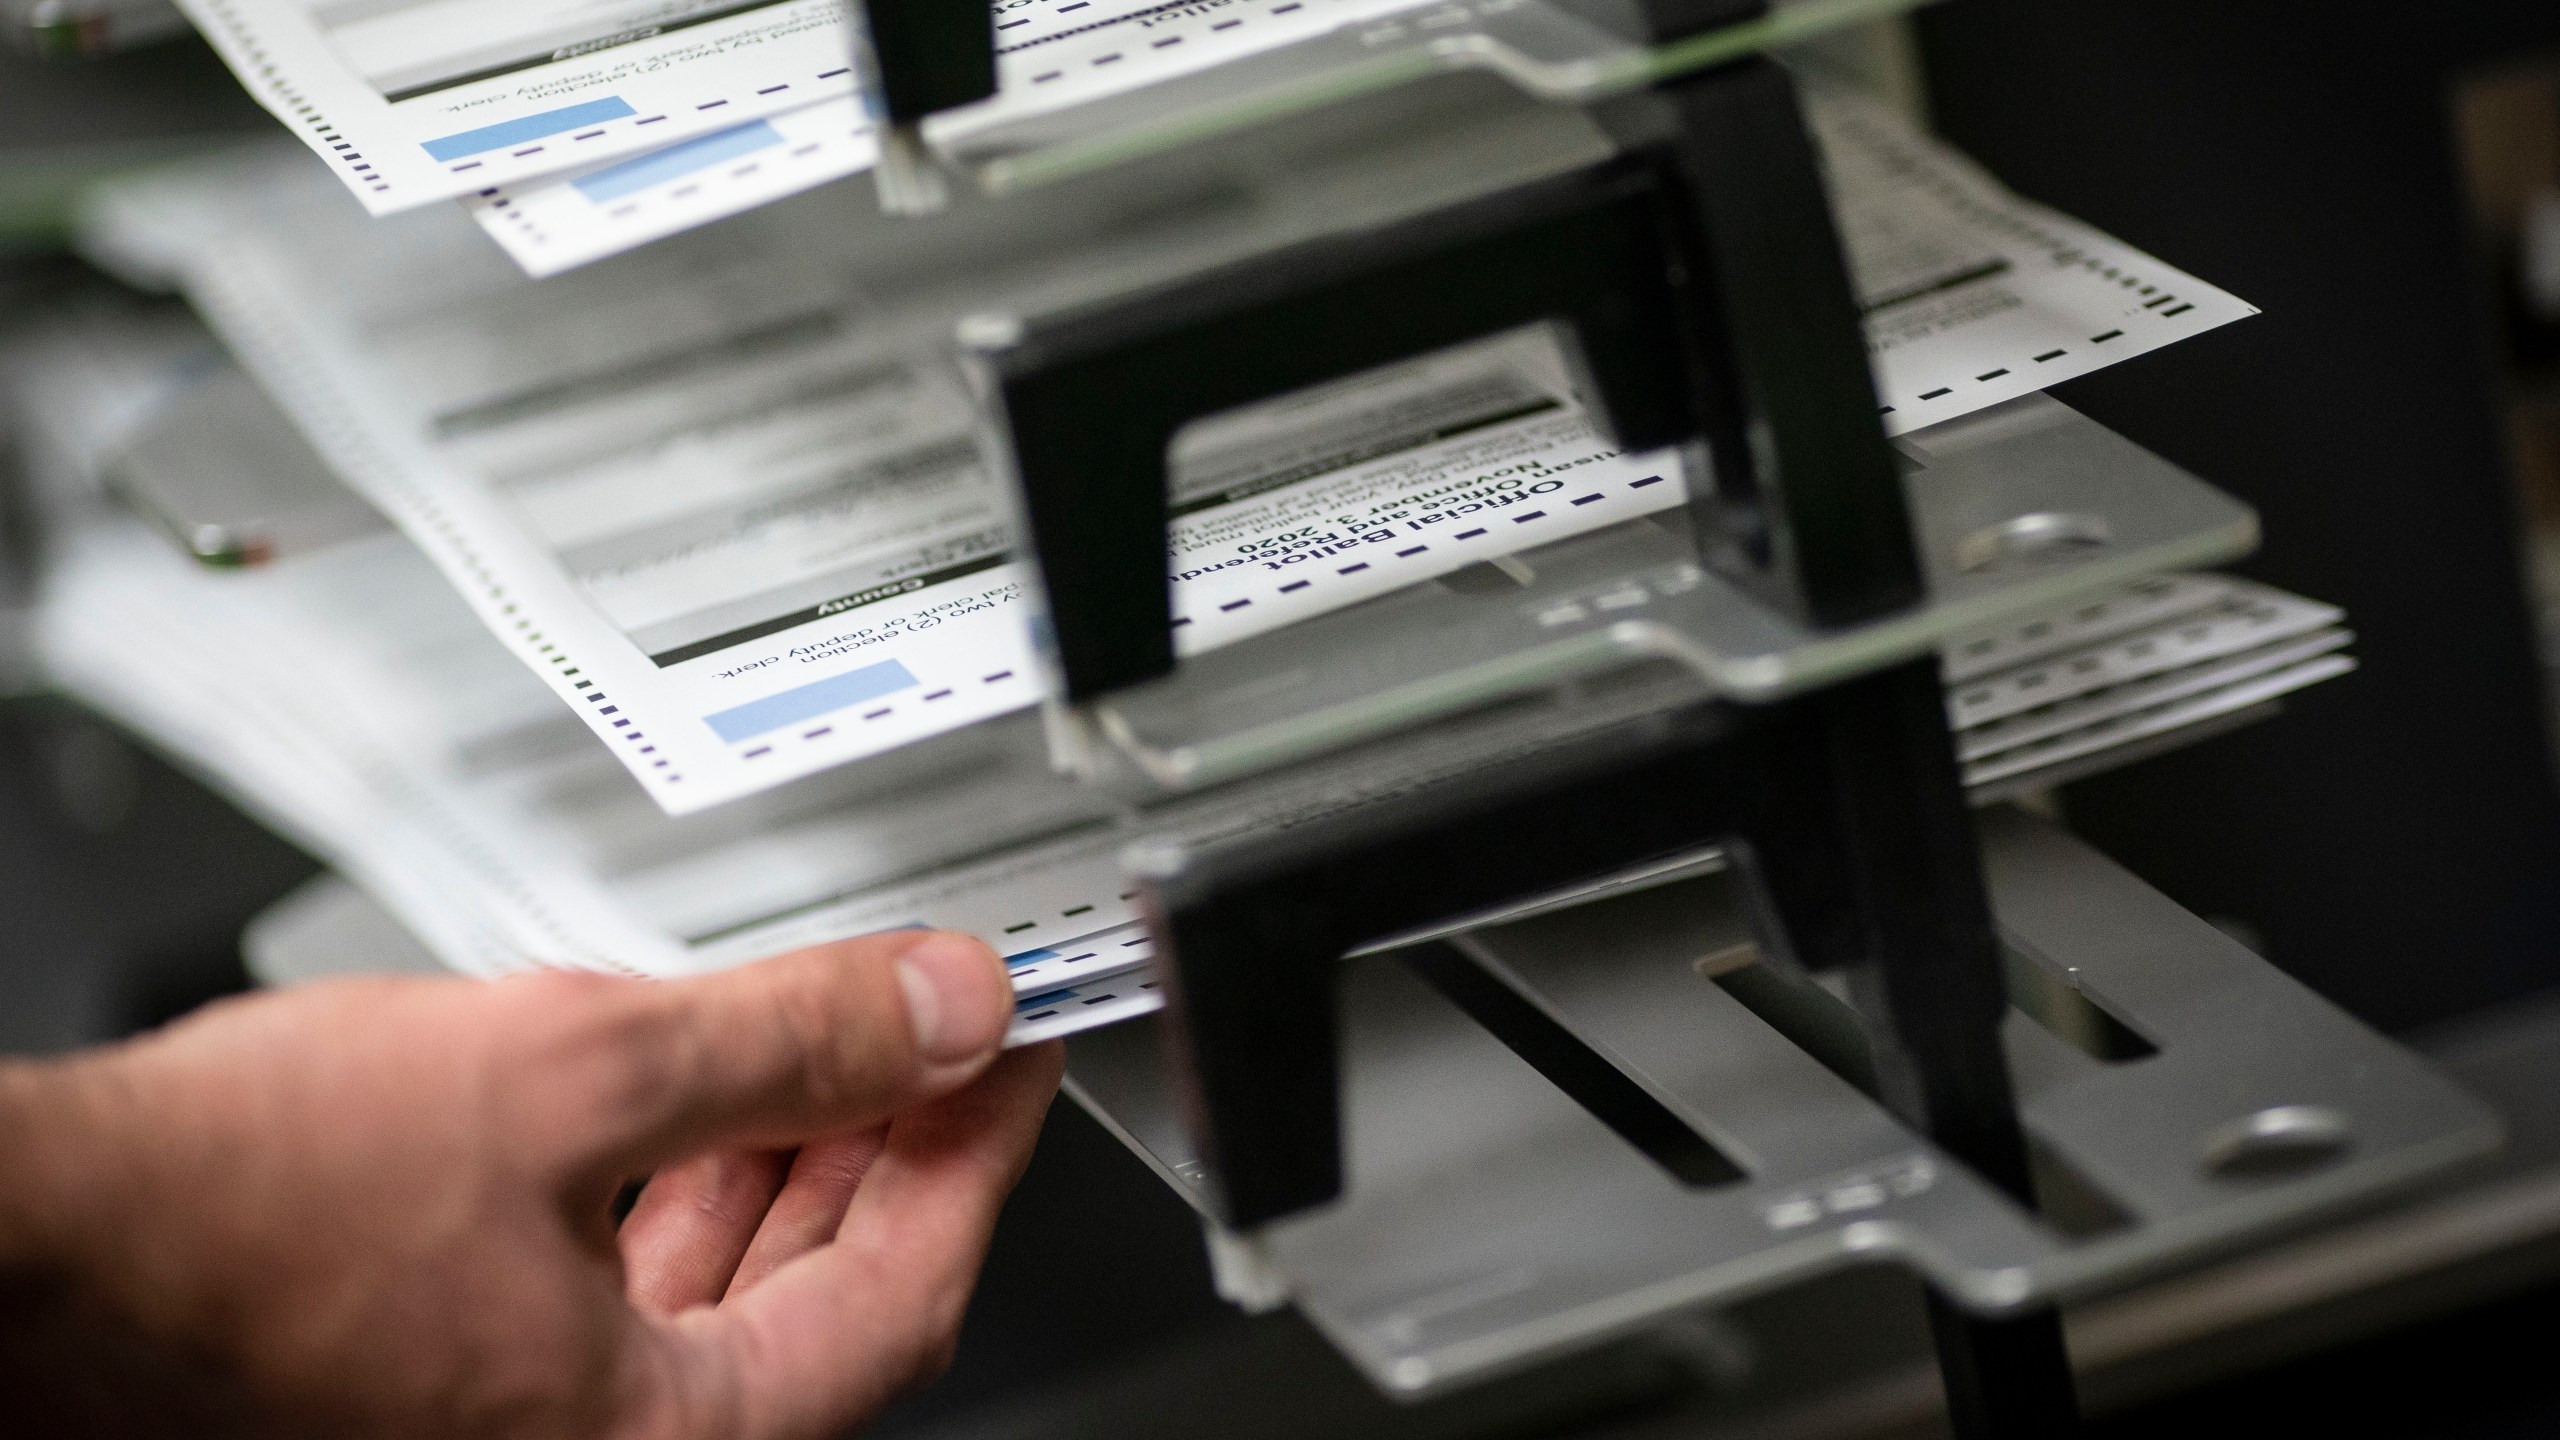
[526,929,1015,1183]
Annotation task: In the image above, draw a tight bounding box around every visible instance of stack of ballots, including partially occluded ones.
[8,40,2353,1044]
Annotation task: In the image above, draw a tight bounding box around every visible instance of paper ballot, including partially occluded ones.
[467,64,2266,466]
[172,0,870,213]
[179,0,1451,217]
[32,506,2350,1044]
[19,293,2348,1046]
[30,490,2349,1044]
[13,301,2342,1044]
[12,308,1147,1039]
[40,515,1163,1045]
[1808,91,2258,426]
[464,0,1446,273]
[80,92,2253,815]
[78,162,1685,812]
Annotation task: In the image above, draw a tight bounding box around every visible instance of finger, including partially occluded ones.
[724,1126,888,1301]
[619,1148,792,1315]
[632,1044,1062,1440]
[515,929,1015,1184]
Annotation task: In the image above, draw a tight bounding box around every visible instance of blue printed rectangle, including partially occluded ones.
[422,98,636,161]
[704,659,917,743]
[573,120,782,202]
[1003,948,1060,970]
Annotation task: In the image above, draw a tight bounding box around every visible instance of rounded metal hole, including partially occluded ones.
[2199,1104,2353,1181]
[1955,511,2113,573]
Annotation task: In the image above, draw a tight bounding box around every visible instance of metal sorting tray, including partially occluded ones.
[1076,393,2258,793]
[937,0,1925,193]
[1061,809,2500,1398]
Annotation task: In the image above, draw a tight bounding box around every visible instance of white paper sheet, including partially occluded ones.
[35,490,2346,1047]
[1938,572,2234,684]
[1961,654,2356,787]
[1808,91,2260,428]
[463,79,2261,475]
[465,0,1436,273]
[82,162,1693,811]
[81,91,2255,815]
[176,0,1451,219]
[175,0,863,212]
[1946,587,2345,731]
[36,506,1167,1043]
[15,309,2338,1037]
[471,96,884,270]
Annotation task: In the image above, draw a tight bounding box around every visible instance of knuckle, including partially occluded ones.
[773,963,857,1106]
[505,972,689,1148]
[766,950,905,1113]
[796,1138,881,1190]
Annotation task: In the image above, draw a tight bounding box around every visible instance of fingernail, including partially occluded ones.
[898,933,1009,1067]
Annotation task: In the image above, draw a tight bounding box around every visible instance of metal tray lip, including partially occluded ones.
[1063,810,2503,1400]
[1302,1103,2506,1398]
[1293,1101,2503,1396]
[1296,1215,1958,1396]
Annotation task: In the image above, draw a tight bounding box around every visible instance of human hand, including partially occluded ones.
[0,928,1059,1440]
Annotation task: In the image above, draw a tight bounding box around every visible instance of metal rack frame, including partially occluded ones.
[850,2,2499,1434]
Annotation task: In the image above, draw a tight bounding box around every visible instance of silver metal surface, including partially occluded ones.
[4,0,186,56]
[1083,394,2257,794]
[1062,809,2497,1398]
[103,362,386,567]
